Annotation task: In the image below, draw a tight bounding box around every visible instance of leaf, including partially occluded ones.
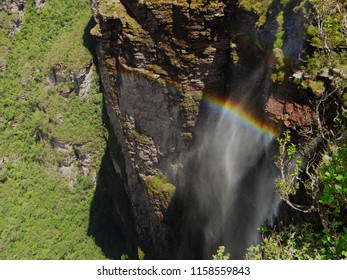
[336,174,344,182]
[334,184,342,191]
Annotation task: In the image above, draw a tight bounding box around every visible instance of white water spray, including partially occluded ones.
[184,66,280,259]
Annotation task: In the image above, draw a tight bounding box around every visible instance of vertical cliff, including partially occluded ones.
[91,0,236,258]
[91,0,340,259]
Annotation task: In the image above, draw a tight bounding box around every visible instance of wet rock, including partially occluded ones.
[265,96,316,130]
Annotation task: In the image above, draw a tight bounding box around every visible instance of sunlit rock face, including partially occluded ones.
[91,0,315,259]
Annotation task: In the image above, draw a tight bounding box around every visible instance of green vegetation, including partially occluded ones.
[247,0,347,259]
[98,0,147,37]
[238,0,294,82]
[180,97,199,114]
[271,11,286,83]
[212,246,230,260]
[145,172,176,197]
[130,130,152,144]
[180,132,193,140]
[247,140,347,260]
[0,10,17,69]
[237,0,272,18]
[274,131,302,205]
[0,0,108,259]
[307,80,325,97]
[148,64,168,76]
[238,0,289,27]
[137,246,145,260]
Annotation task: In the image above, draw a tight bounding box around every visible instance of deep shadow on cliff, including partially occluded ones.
[83,17,138,260]
[87,150,127,259]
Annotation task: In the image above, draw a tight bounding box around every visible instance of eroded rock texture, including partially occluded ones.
[91,0,316,259]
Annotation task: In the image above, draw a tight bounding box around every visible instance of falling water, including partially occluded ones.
[181,65,280,259]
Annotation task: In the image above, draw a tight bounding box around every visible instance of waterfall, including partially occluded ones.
[181,66,280,259]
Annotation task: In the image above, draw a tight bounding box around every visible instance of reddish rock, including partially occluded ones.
[266,96,316,129]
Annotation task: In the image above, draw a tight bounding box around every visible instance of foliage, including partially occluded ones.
[308,0,346,52]
[212,246,230,260]
[0,160,106,259]
[251,127,347,259]
[137,246,145,260]
[256,0,347,255]
[0,0,108,259]
[246,223,347,260]
[304,0,347,78]
[317,144,347,246]
[274,131,303,208]
[237,0,272,18]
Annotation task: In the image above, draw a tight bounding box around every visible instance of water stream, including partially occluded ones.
[181,66,280,259]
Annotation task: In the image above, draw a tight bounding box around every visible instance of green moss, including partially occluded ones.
[180,132,193,140]
[145,172,176,197]
[180,97,199,113]
[90,23,101,37]
[193,92,203,102]
[131,130,151,144]
[343,93,347,107]
[98,0,119,17]
[271,71,285,83]
[238,0,272,15]
[148,64,168,76]
[98,0,147,37]
[238,0,272,27]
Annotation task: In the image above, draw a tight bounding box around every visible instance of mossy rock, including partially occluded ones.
[131,130,151,144]
[180,132,193,140]
[180,97,199,113]
[145,172,176,198]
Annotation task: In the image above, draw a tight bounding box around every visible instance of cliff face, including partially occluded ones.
[91,0,316,258]
[92,0,234,258]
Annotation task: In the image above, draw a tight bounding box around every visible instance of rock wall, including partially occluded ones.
[92,0,234,258]
[91,0,317,258]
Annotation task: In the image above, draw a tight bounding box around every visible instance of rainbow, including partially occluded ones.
[120,70,280,140]
[202,94,280,139]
